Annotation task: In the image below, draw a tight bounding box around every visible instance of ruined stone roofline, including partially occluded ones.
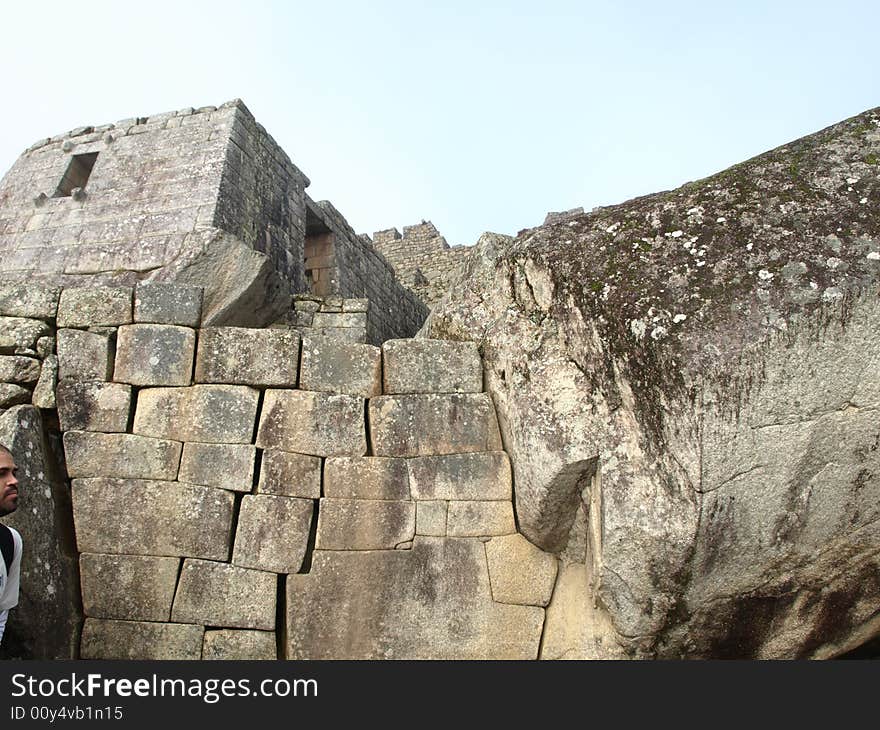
[16,99,311,189]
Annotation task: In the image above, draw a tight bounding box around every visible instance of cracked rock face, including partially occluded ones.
[425,106,880,658]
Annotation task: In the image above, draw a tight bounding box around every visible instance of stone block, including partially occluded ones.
[0,355,40,385]
[323,456,409,500]
[179,442,255,491]
[0,317,52,353]
[114,324,195,386]
[171,559,276,630]
[312,312,366,329]
[80,619,203,660]
[256,389,366,457]
[316,499,414,550]
[485,534,558,607]
[79,553,180,621]
[134,283,203,326]
[369,394,503,456]
[447,501,516,537]
[416,501,447,536]
[408,452,512,500]
[203,630,276,660]
[56,381,132,432]
[0,383,30,409]
[299,335,381,397]
[232,495,314,573]
[382,339,482,394]
[57,286,132,327]
[0,284,60,319]
[133,385,259,443]
[56,329,113,381]
[343,298,369,313]
[36,336,55,358]
[256,449,321,498]
[31,354,57,408]
[287,538,543,659]
[195,327,299,386]
[71,478,234,560]
[314,327,365,343]
[64,431,182,480]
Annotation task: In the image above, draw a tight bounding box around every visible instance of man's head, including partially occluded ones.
[0,445,19,517]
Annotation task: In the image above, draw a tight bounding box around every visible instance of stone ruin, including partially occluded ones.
[0,100,879,659]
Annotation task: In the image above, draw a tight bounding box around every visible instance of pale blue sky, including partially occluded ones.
[1,1,877,245]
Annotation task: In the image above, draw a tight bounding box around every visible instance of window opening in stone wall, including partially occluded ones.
[53,152,98,197]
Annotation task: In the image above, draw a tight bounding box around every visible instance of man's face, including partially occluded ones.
[0,451,19,516]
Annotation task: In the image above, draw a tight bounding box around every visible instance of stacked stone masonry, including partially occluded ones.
[372,221,473,308]
[0,283,559,659]
[0,100,426,340]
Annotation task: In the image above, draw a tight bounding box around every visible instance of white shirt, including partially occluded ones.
[0,525,22,644]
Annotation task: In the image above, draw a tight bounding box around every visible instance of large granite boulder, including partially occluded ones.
[424,107,880,658]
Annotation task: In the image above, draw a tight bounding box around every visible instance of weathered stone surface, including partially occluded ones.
[416,501,447,536]
[133,385,259,443]
[316,499,414,551]
[256,449,321,498]
[56,381,132,432]
[114,324,195,386]
[382,338,482,394]
[179,442,255,491]
[56,329,113,381]
[0,383,30,409]
[195,327,299,386]
[64,431,181,480]
[323,457,409,500]
[80,618,203,660]
[408,452,511,501]
[171,559,276,630]
[369,394,502,456]
[203,630,276,660]
[57,286,132,327]
[0,355,40,385]
[288,538,544,659]
[146,229,290,327]
[71,478,234,560]
[424,108,880,658]
[0,317,51,353]
[232,495,314,573]
[134,283,203,326]
[485,534,558,606]
[447,501,516,537]
[31,354,57,408]
[256,389,366,456]
[0,406,80,659]
[79,553,180,621]
[539,562,626,660]
[36,336,55,359]
[299,335,381,397]
[0,284,60,319]
[312,311,366,329]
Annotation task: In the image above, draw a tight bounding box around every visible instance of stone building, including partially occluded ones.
[0,101,878,661]
[0,99,427,344]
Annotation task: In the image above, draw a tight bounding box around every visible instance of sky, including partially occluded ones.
[1,1,877,246]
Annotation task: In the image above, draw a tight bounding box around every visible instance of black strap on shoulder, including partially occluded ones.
[0,524,13,575]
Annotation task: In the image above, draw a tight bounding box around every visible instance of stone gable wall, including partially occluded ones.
[372,222,472,307]
[0,104,236,286]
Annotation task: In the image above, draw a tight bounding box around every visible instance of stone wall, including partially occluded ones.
[372,221,473,307]
[0,283,564,659]
[0,104,232,286]
[306,199,428,343]
[0,101,425,338]
[214,101,310,293]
